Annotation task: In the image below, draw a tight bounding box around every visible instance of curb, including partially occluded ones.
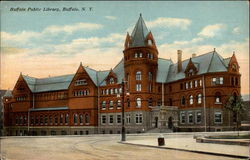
[119,142,250,159]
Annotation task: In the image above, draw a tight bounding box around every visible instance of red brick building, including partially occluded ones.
[3,15,241,135]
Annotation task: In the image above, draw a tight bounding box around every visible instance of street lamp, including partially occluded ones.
[117,79,129,141]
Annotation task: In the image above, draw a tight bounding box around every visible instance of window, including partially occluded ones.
[188,112,193,123]
[65,114,69,124]
[136,71,142,80]
[199,79,202,87]
[75,79,87,86]
[235,77,238,86]
[102,101,106,110]
[197,94,202,104]
[80,115,83,124]
[196,112,201,123]
[214,111,222,123]
[157,99,162,106]
[219,77,223,84]
[110,78,114,84]
[181,96,185,105]
[136,98,142,108]
[36,116,39,125]
[148,83,152,92]
[231,77,235,86]
[148,72,152,81]
[109,115,114,124]
[136,84,141,91]
[126,114,131,124]
[20,116,23,125]
[117,100,121,109]
[109,101,114,109]
[31,116,34,125]
[195,80,198,87]
[148,39,153,45]
[180,83,183,90]
[106,89,109,95]
[102,115,106,124]
[74,114,78,124]
[117,115,121,124]
[60,114,63,124]
[40,116,43,125]
[185,82,189,89]
[135,53,138,58]
[135,113,143,124]
[85,114,90,124]
[110,88,113,95]
[189,95,193,105]
[102,90,105,95]
[139,52,143,58]
[114,88,118,94]
[190,81,192,88]
[127,98,130,107]
[44,116,48,125]
[24,116,27,125]
[215,92,221,103]
[232,64,237,72]
[148,98,153,107]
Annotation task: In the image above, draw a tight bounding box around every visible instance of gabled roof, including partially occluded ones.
[130,14,149,47]
[166,51,228,83]
[23,74,74,93]
[156,58,173,83]
[223,57,231,67]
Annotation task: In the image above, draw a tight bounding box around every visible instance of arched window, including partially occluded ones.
[80,114,83,124]
[181,96,186,105]
[148,98,153,107]
[136,71,142,80]
[65,114,69,124]
[197,94,202,104]
[148,72,152,81]
[136,98,142,108]
[106,89,109,95]
[20,116,23,125]
[135,53,138,58]
[24,116,27,125]
[85,114,90,124]
[117,100,121,108]
[110,78,114,84]
[127,98,130,107]
[189,95,193,105]
[49,115,53,124]
[215,92,221,103]
[102,101,106,109]
[40,115,43,125]
[60,114,63,124]
[110,88,113,94]
[148,39,153,45]
[109,100,114,109]
[74,114,78,124]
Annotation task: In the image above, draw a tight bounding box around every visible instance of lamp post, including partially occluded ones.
[117,79,128,141]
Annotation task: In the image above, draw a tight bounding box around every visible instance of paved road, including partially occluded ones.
[0,135,245,160]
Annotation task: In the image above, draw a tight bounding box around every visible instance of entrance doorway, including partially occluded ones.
[168,117,173,129]
[155,117,158,128]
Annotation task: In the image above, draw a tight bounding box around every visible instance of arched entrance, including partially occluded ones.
[168,116,173,129]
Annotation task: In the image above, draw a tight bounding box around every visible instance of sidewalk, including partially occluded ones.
[122,136,250,159]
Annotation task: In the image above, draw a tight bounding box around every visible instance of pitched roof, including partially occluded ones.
[156,58,173,83]
[23,74,74,93]
[130,14,149,47]
[166,51,228,83]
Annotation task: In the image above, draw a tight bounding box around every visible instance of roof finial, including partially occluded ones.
[20,72,22,75]
[80,62,82,66]
[214,48,216,52]
[233,51,235,54]
[140,13,142,17]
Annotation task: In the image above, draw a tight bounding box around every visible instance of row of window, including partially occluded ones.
[180,79,202,90]
[212,77,224,85]
[180,94,202,106]
[135,71,153,81]
[73,90,90,96]
[101,113,143,124]
[180,111,222,124]
[101,98,142,109]
[16,97,26,101]
[14,114,90,126]
[134,52,154,59]
[101,88,122,95]
[75,79,87,86]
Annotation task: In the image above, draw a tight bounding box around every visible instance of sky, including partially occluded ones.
[0,1,249,95]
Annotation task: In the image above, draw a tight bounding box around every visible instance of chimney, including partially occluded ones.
[192,53,196,58]
[177,50,182,72]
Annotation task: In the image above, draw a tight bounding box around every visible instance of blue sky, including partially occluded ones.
[1,1,249,94]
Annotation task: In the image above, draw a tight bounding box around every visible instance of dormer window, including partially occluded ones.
[148,39,153,46]
[232,64,237,72]
[110,78,114,84]
[75,79,87,86]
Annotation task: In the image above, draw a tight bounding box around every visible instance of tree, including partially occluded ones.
[224,95,245,136]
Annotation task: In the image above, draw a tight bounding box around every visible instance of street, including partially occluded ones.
[0,134,246,160]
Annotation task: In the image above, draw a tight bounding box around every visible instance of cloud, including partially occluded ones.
[43,22,103,34]
[198,24,226,38]
[146,17,192,30]
[232,27,240,34]
[1,22,103,47]
[173,37,203,45]
[105,16,117,20]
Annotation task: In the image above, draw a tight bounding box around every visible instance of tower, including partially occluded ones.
[123,14,158,109]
